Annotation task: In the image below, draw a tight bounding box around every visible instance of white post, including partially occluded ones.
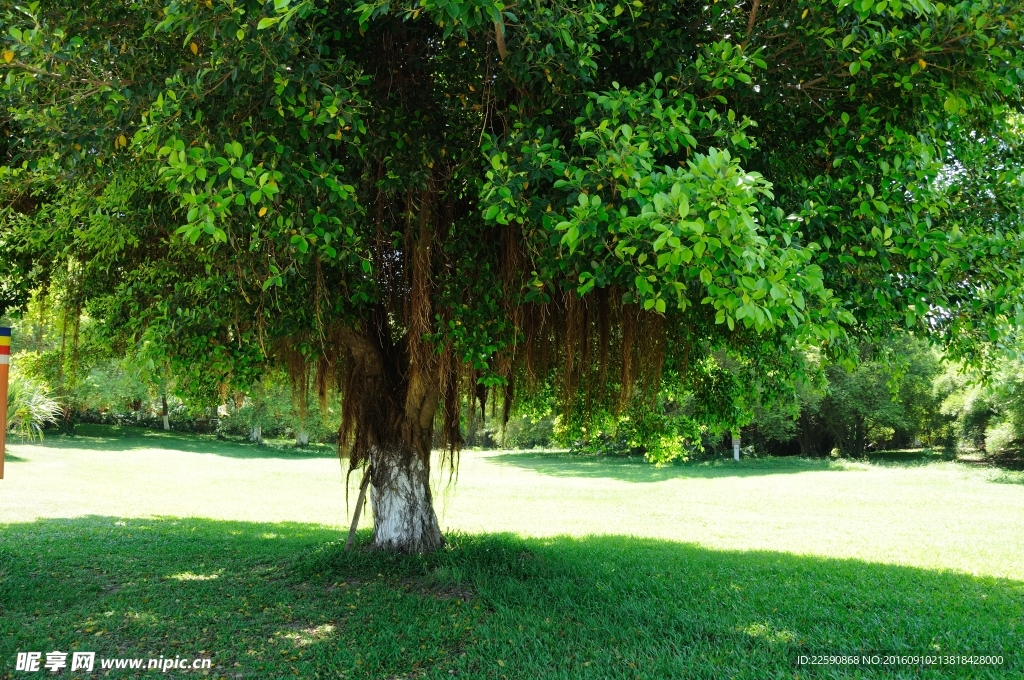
[732,432,740,461]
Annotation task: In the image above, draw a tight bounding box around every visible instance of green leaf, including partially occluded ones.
[257,17,281,30]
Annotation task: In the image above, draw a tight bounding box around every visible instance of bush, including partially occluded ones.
[984,421,1017,454]
[501,415,555,449]
[936,358,1024,453]
[6,367,62,441]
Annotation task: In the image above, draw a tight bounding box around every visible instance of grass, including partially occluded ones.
[1,426,1023,678]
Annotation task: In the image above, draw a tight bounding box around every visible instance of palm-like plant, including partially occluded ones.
[6,368,62,441]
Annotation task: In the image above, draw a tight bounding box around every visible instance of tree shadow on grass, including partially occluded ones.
[1,517,1020,679]
[949,449,1024,485]
[991,470,1024,486]
[983,450,1024,472]
[487,450,861,483]
[863,449,958,466]
[29,424,337,460]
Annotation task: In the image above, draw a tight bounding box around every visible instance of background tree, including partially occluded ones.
[3,0,1024,550]
[749,340,945,456]
[936,353,1024,459]
[813,341,941,455]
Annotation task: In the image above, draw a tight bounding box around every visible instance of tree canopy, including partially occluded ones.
[3,0,1024,550]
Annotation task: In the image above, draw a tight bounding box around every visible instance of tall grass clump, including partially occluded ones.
[6,367,62,441]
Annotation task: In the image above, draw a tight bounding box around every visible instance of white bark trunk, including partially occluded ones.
[162,414,170,431]
[250,424,262,444]
[296,431,309,446]
[370,448,442,552]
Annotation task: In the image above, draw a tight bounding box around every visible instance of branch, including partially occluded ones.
[741,0,761,50]
[494,18,508,60]
[787,75,829,90]
[337,327,383,375]
[201,69,234,98]
[1,61,128,88]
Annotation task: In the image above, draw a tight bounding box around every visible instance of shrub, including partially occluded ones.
[6,367,62,441]
[984,421,1017,455]
[501,415,555,449]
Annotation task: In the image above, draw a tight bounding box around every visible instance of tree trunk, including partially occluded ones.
[369,442,443,552]
[337,200,446,553]
[161,394,170,431]
[250,424,262,444]
[337,317,444,553]
[465,395,477,448]
[360,375,444,552]
[296,430,309,447]
[854,417,866,457]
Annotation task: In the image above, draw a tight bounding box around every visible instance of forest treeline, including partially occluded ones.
[4,295,1021,461]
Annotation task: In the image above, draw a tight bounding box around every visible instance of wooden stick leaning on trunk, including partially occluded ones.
[345,467,372,551]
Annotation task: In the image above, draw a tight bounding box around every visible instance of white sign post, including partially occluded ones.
[732,432,740,461]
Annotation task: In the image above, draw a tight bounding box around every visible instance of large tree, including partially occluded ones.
[2,0,1023,550]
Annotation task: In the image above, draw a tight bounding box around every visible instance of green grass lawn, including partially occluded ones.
[1,426,1022,678]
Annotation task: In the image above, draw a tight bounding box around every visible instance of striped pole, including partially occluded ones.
[0,327,9,480]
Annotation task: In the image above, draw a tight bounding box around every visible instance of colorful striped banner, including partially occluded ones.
[0,326,8,479]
